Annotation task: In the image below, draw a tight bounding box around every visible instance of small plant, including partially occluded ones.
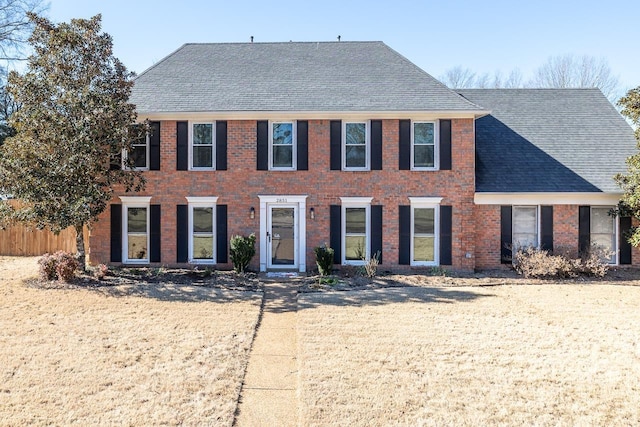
[314,244,334,276]
[514,247,576,279]
[363,251,380,278]
[579,244,614,278]
[428,266,448,277]
[38,253,58,281]
[317,276,338,286]
[38,251,79,282]
[94,263,109,280]
[230,233,256,273]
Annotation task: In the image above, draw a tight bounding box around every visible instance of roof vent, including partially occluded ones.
[250,36,254,43]
[337,35,341,42]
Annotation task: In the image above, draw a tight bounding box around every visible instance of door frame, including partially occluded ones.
[267,204,298,269]
[258,195,307,272]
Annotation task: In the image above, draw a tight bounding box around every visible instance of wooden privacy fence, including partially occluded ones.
[0,225,82,256]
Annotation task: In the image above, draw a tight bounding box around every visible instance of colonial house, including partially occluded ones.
[87,41,638,272]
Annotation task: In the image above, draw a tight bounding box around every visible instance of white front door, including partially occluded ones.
[267,205,297,269]
[258,195,308,272]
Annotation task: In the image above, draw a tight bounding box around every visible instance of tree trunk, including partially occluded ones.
[75,224,86,271]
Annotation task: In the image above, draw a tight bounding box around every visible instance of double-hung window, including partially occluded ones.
[187,197,218,263]
[121,196,151,264]
[124,125,148,170]
[190,122,215,169]
[412,121,437,169]
[270,121,296,170]
[343,121,369,170]
[590,206,617,264]
[410,197,441,265]
[513,206,539,252]
[341,197,372,264]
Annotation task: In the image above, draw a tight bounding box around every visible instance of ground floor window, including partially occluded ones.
[513,206,538,251]
[120,196,151,264]
[187,197,218,264]
[341,197,372,265]
[591,206,616,263]
[410,197,441,266]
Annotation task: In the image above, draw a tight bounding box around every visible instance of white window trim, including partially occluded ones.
[189,121,216,170]
[411,120,439,171]
[590,205,619,265]
[269,121,297,171]
[342,121,370,171]
[409,197,442,266]
[512,205,540,251]
[122,132,150,171]
[186,196,218,264]
[340,197,373,265]
[119,196,152,264]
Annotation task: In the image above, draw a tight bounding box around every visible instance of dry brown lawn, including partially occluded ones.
[0,257,262,426]
[298,284,640,426]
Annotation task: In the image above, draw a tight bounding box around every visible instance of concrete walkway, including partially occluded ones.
[234,281,298,426]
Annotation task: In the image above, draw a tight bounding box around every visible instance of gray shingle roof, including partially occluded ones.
[459,89,637,193]
[131,41,483,113]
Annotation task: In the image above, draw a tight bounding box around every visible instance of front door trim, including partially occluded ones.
[258,195,307,272]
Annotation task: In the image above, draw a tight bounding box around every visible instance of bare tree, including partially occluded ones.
[0,0,47,61]
[439,66,476,89]
[530,54,620,100]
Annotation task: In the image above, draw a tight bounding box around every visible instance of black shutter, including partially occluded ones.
[330,120,342,170]
[578,206,591,256]
[399,205,411,265]
[540,206,554,252]
[110,204,122,262]
[216,205,228,263]
[177,121,188,171]
[500,205,512,264]
[371,120,382,170]
[216,121,227,171]
[257,120,269,170]
[620,216,632,265]
[371,205,383,263]
[399,119,411,170]
[149,121,161,170]
[150,204,161,262]
[439,119,452,170]
[297,120,308,171]
[176,205,188,263]
[330,205,341,264]
[440,205,452,265]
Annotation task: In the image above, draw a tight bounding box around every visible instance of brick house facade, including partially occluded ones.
[87,42,638,271]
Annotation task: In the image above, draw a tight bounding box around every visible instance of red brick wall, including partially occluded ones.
[90,118,477,271]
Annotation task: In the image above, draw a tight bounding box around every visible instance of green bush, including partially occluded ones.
[314,244,334,276]
[230,233,256,273]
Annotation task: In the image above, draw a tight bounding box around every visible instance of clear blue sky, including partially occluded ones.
[47,0,639,92]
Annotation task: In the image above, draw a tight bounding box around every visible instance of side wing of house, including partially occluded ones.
[460,89,639,268]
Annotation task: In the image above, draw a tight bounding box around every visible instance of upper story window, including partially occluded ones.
[513,206,538,252]
[412,121,438,170]
[123,124,149,170]
[343,121,369,170]
[270,122,296,170]
[190,122,215,169]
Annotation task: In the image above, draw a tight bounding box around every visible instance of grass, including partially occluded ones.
[298,285,640,425]
[0,257,262,426]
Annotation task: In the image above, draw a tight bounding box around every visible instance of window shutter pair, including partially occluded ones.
[176,121,228,171]
[329,205,383,264]
[399,119,452,170]
[579,206,632,264]
[501,205,554,264]
[329,120,383,170]
[398,205,452,265]
[257,121,309,170]
[110,204,161,263]
[176,205,228,263]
